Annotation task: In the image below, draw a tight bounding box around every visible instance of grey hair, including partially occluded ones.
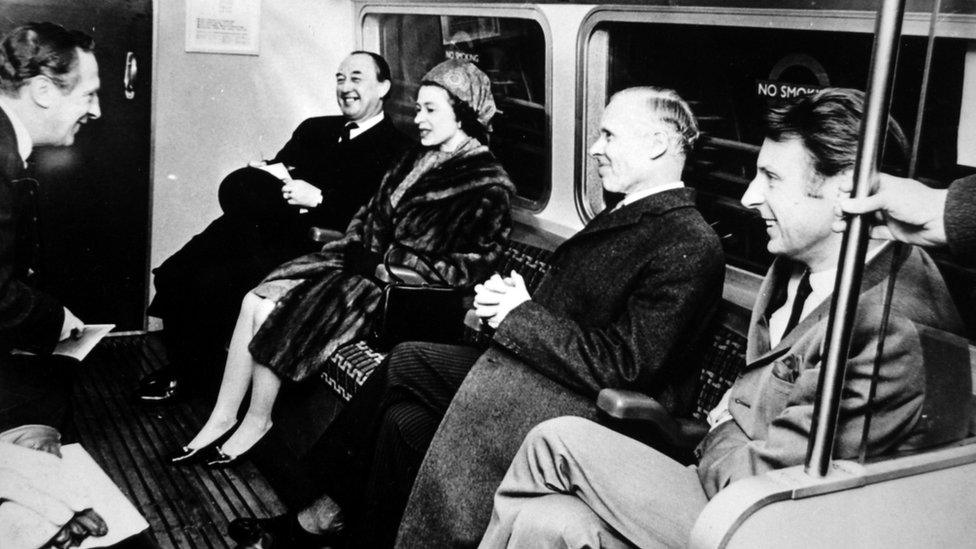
[612,86,700,156]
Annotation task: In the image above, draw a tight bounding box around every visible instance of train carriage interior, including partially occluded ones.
[2,0,976,547]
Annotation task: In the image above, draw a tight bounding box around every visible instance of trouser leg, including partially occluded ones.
[350,400,439,548]
[480,416,708,549]
[507,495,636,549]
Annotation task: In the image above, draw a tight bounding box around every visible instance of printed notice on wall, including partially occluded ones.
[185,0,261,55]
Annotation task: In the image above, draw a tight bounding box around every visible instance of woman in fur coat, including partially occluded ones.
[169,60,514,465]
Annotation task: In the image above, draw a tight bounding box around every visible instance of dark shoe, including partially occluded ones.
[207,429,271,469]
[137,370,180,402]
[205,426,271,468]
[227,513,343,548]
[166,443,220,466]
[167,422,237,466]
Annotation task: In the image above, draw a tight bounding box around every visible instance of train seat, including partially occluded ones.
[596,302,749,458]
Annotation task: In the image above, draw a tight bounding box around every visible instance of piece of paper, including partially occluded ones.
[258,162,291,181]
[185,0,261,55]
[53,324,115,361]
[59,444,150,548]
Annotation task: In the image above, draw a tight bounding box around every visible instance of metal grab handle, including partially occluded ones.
[804,0,907,478]
[123,52,138,100]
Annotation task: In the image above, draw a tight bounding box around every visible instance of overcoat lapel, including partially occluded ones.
[745,241,899,369]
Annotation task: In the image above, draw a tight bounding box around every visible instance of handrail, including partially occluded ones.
[804,0,907,477]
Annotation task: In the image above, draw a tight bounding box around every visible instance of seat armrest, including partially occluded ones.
[309,227,344,243]
[598,389,676,423]
[373,263,427,285]
[597,389,709,449]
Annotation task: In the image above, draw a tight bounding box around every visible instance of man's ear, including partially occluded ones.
[377,79,392,100]
[648,130,669,160]
[830,168,855,199]
[26,76,56,109]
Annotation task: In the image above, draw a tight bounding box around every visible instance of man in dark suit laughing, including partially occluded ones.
[141,51,410,401]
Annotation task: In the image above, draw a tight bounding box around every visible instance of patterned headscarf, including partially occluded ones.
[421,59,496,130]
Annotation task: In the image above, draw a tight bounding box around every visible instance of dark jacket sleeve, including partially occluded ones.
[269,119,313,169]
[0,177,63,353]
[492,236,723,398]
[944,176,976,266]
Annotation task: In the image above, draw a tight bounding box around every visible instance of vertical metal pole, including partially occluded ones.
[804,0,907,477]
[908,0,942,179]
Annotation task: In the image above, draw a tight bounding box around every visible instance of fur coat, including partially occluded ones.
[249,142,514,382]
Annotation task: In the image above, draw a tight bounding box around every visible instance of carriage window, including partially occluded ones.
[584,22,974,274]
[369,14,548,207]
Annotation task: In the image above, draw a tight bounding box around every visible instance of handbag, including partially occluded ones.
[372,243,469,350]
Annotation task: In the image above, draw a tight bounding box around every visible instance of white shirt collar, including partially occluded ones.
[345,112,385,141]
[614,181,685,210]
[0,97,33,167]
[769,242,890,346]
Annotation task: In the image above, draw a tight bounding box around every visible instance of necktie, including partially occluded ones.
[340,122,358,143]
[782,270,813,336]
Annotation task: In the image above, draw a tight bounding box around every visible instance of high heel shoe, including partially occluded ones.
[206,428,270,468]
[167,422,238,466]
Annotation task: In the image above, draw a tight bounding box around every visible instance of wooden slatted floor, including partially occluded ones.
[71,333,286,548]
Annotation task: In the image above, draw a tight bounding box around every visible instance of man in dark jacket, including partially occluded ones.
[227,87,724,548]
[477,88,971,548]
[0,23,102,432]
[140,51,411,401]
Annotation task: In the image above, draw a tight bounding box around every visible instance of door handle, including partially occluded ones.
[123,52,138,100]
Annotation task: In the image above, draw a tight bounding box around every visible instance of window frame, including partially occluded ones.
[357,2,554,212]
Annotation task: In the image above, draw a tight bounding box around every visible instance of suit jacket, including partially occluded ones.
[272,115,411,231]
[0,109,62,355]
[945,175,976,266]
[696,243,972,498]
[397,188,725,548]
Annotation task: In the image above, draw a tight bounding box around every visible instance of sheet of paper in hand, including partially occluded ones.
[53,324,116,361]
[258,162,291,181]
[11,324,115,361]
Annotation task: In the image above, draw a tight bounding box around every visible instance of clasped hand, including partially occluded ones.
[474,271,531,329]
